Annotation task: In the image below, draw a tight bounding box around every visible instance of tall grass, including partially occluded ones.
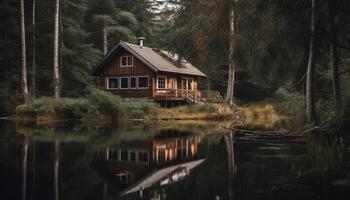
[304,132,350,185]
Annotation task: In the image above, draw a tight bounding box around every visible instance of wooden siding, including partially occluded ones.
[99,49,154,98]
[97,48,202,101]
[103,50,152,75]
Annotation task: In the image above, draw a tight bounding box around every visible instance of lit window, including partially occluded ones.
[121,56,133,67]
[130,77,137,89]
[138,76,149,88]
[157,76,166,89]
[188,78,193,90]
[107,77,119,89]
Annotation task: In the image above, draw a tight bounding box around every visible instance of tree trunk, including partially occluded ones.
[32,0,36,99]
[53,0,60,99]
[225,1,236,105]
[54,140,60,200]
[22,135,28,200]
[103,26,108,55]
[328,0,341,114]
[306,0,317,122]
[59,2,63,95]
[20,0,29,105]
[32,139,37,200]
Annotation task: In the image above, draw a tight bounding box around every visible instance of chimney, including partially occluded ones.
[137,37,146,48]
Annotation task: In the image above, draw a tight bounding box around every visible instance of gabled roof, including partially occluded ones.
[91,41,207,77]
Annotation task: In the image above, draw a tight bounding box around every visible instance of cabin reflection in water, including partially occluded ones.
[98,129,202,187]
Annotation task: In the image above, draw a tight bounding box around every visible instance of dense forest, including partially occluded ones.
[1,0,350,127]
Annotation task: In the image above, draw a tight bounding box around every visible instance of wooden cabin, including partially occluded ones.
[91,39,207,103]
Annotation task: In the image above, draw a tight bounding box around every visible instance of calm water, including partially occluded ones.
[0,120,349,200]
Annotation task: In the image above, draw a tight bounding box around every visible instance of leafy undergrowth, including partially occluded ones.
[145,103,237,120]
[16,89,157,123]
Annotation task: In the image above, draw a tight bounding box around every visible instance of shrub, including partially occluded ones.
[86,89,124,118]
[122,99,157,119]
[202,90,224,103]
[29,97,95,119]
[273,87,309,130]
[18,89,158,121]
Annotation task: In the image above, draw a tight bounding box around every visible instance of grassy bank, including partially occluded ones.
[146,103,238,121]
[16,89,157,124]
[15,89,287,126]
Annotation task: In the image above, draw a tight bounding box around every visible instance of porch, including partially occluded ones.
[153,89,202,103]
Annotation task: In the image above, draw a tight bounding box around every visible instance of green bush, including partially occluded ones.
[87,89,157,119]
[20,89,157,121]
[86,89,124,118]
[273,87,309,130]
[30,97,95,119]
[122,99,157,119]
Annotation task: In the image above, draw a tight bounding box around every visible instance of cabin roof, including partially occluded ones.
[91,41,207,77]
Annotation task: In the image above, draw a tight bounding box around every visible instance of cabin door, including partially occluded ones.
[182,78,193,98]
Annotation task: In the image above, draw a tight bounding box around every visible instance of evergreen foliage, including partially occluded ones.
[0,0,349,127]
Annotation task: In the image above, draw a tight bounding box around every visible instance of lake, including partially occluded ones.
[0,120,349,200]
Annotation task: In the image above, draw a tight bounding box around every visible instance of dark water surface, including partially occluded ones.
[0,120,349,200]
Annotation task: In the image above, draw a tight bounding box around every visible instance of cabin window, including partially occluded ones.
[120,77,129,89]
[121,150,128,161]
[188,78,193,90]
[138,152,149,163]
[130,151,136,162]
[138,76,149,88]
[121,56,133,67]
[107,77,119,89]
[130,77,137,89]
[157,76,166,89]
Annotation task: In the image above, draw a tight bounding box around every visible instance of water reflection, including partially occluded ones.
[1,122,209,200]
[0,121,349,200]
[97,129,203,194]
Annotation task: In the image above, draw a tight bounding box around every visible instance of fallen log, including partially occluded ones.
[0,114,15,120]
[221,126,304,139]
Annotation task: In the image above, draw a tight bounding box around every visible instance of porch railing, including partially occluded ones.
[153,89,202,103]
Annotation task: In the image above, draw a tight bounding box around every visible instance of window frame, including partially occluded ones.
[157,75,166,89]
[129,76,137,89]
[120,56,134,67]
[138,76,149,89]
[106,77,119,90]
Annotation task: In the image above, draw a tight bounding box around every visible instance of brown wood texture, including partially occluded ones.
[98,48,201,100]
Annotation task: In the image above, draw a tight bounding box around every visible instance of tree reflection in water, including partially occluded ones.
[0,121,349,200]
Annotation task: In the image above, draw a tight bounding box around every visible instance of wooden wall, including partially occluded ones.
[98,48,201,99]
[99,49,154,98]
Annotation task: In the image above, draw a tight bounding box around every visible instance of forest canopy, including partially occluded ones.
[1,0,350,126]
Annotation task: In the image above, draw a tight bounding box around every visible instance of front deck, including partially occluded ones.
[153,89,202,103]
